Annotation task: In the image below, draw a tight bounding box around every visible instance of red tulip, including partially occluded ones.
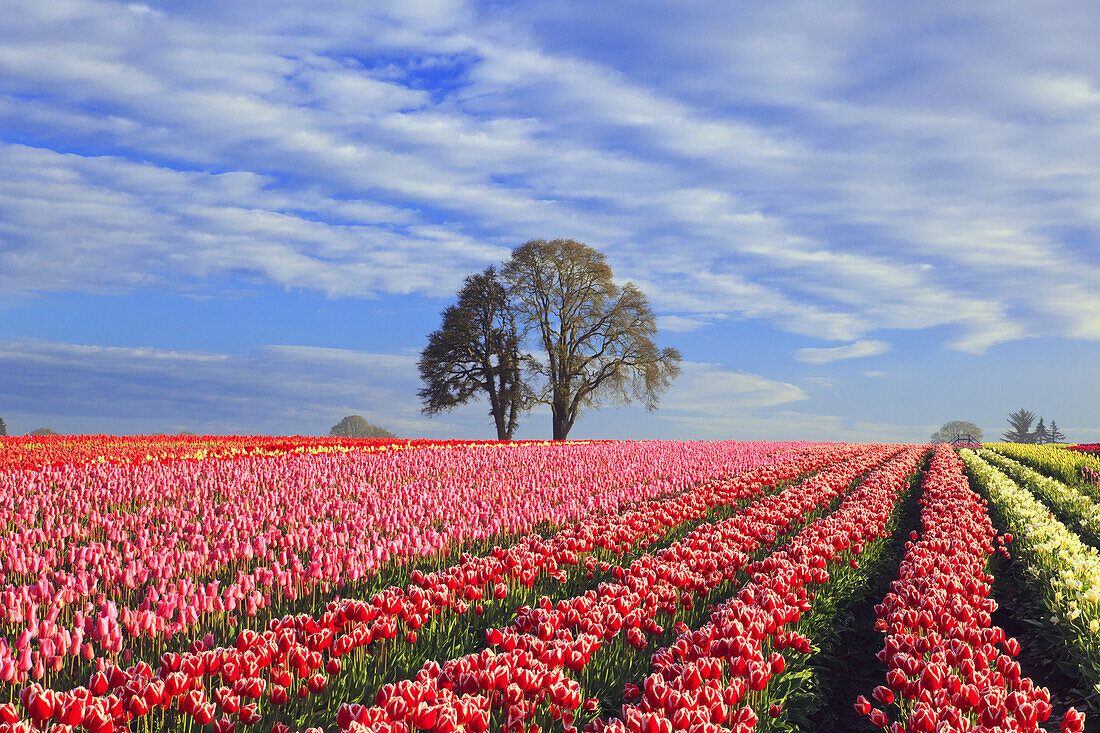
[239,703,262,725]
[871,686,893,706]
[1062,707,1086,733]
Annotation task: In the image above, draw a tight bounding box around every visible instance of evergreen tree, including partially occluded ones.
[1003,408,1037,443]
[0,417,6,436]
[1034,417,1049,444]
[1048,420,1067,443]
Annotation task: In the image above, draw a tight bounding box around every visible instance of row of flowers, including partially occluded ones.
[989,444,1100,500]
[0,441,813,692]
[0,443,862,731]
[859,445,1083,732]
[598,445,928,733]
[332,444,909,733]
[960,448,1100,712]
[979,448,1100,548]
[0,434,457,472]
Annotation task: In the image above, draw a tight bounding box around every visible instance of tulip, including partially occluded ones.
[239,703,262,725]
[1062,708,1085,733]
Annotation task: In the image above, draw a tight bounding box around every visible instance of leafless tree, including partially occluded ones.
[503,239,681,440]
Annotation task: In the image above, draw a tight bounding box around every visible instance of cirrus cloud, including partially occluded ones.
[795,340,891,364]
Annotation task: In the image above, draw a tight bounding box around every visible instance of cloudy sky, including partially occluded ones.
[1,1,1098,442]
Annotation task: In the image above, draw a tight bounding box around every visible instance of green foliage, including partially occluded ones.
[929,420,983,443]
[328,415,396,439]
[1003,408,1037,443]
[418,266,529,440]
[0,417,6,436]
[29,427,59,436]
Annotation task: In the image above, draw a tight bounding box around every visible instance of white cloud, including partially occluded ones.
[0,341,818,440]
[660,362,808,414]
[1,0,1100,357]
[795,340,890,364]
[863,370,886,377]
[0,339,430,436]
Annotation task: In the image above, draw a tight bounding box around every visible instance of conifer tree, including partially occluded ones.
[1003,408,1037,443]
[1034,416,1049,444]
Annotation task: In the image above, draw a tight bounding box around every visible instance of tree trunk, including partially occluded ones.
[552,399,570,440]
[486,375,508,441]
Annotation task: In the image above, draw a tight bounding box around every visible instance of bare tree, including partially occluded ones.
[418,266,529,440]
[1003,408,1037,443]
[503,238,681,440]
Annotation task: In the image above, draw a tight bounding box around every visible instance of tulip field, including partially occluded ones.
[0,437,1095,732]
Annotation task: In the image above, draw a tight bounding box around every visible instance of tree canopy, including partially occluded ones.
[1003,408,1037,443]
[502,239,681,440]
[329,415,395,439]
[29,427,59,436]
[1034,417,1050,444]
[418,267,529,440]
[929,420,983,444]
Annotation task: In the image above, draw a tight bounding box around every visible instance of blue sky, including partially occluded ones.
[1,1,1098,442]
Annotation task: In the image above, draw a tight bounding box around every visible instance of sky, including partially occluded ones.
[1,1,1098,443]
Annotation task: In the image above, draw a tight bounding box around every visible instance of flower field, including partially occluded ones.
[0,437,1092,732]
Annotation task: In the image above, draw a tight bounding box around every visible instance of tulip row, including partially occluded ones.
[331,444,906,733]
[978,449,1100,548]
[268,441,860,725]
[959,448,1100,710]
[0,434,441,472]
[0,440,808,693]
[858,445,1085,732]
[988,444,1100,501]
[0,441,846,732]
[600,445,927,733]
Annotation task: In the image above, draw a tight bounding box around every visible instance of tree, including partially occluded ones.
[418,267,529,440]
[29,427,59,436]
[329,415,395,439]
[503,238,682,440]
[1034,417,1050,444]
[929,420,983,444]
[0,418,6,436]
[1003,408,1037,443]
[1049,420,1067,443]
